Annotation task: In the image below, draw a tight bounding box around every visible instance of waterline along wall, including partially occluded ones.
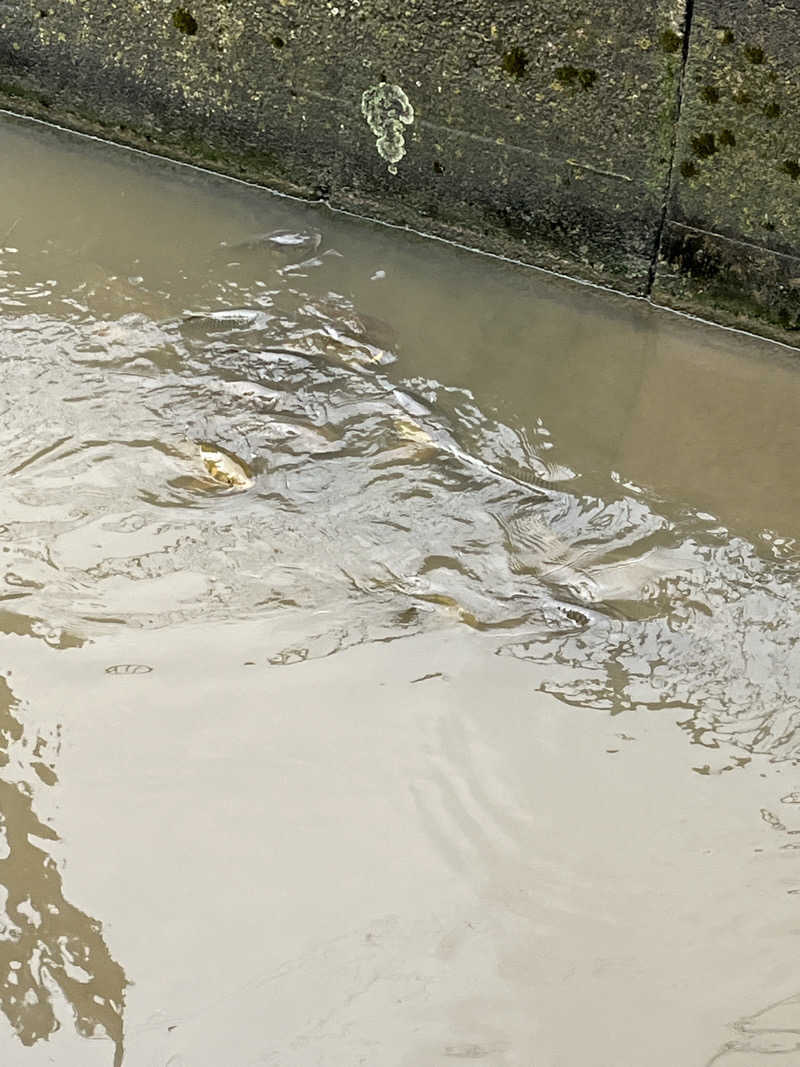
[0,0,798,345]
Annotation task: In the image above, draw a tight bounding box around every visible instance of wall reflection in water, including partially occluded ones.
[0,674,126,1065]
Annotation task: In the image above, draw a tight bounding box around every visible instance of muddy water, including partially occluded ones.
[1,113,800,1066]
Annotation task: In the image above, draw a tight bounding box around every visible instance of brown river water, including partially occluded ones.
[1,113,800,1066]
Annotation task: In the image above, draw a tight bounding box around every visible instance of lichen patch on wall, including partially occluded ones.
[361,82,414,175]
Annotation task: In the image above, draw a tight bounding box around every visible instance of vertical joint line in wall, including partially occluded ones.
[646,0,695,296]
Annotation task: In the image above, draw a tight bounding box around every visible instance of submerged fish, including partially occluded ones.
[495,507,696,616]
[180,302,394,370]
[181,307,275,334]
[218,228,322,256]
[496,509,602,602]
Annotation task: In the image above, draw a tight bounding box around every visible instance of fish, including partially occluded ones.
[218,228,323,256]
[495,509,603,602]
[496,507,696,616]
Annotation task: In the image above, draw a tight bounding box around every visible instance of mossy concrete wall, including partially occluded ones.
[656,1,800,341]
[0,0,797,345]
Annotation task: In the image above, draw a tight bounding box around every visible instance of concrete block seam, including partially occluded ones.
[646,0,696,297]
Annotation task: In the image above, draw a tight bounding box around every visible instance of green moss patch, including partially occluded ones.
[555,65,597,90]
[691,131,717,158]
[660,29,682,54]
[172,8,198,35]
[501,47,528,79]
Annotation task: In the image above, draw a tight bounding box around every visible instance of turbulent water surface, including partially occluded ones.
[0,115,800,1067]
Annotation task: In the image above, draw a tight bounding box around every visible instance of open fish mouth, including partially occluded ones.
[183,441,254,492]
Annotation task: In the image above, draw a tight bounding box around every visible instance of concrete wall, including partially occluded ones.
[656,1,800,340]
[0,0,797,345]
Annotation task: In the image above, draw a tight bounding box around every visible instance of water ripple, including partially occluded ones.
[0,229,798,769]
